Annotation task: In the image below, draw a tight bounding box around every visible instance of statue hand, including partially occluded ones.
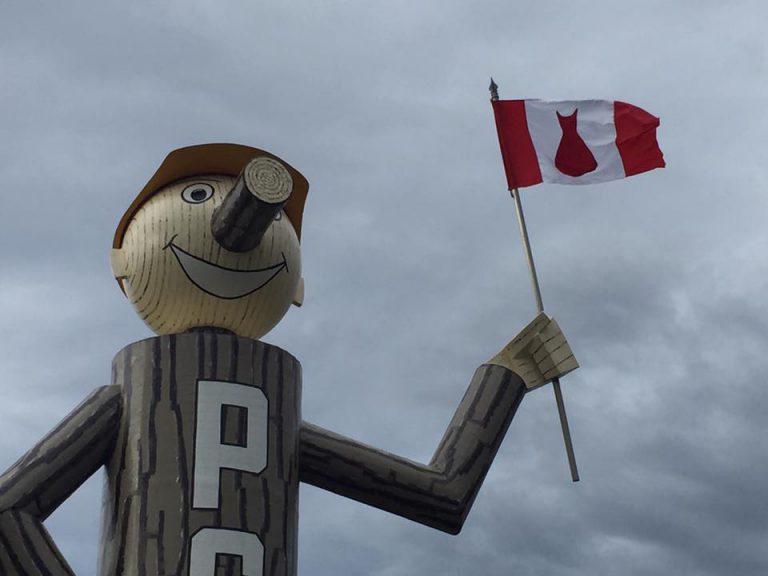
[487,312,578,390]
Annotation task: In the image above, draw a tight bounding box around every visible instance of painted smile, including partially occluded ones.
[165,236,288,299]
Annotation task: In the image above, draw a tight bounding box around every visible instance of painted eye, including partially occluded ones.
[182,183,214,204]
[274,211,282,221]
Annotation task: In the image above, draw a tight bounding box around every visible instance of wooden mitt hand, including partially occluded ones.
[487,312,579,390]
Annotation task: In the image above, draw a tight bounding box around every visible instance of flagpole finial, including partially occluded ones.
[489,78,499,101]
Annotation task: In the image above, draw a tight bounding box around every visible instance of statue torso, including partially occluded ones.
[100,333,302,576]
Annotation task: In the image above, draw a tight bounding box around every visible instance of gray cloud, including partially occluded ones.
[2,1,767,574]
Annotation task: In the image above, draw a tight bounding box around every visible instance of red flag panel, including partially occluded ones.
[491,100,542,189]
[615,101,666,176]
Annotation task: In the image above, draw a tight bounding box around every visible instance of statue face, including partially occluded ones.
[114,175,301,339]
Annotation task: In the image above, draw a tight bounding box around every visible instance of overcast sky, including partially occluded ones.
[1,1,767,574]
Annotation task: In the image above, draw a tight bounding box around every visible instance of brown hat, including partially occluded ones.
[113,143,310,249]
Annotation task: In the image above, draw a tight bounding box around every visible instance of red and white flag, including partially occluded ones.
[491,99,665,189]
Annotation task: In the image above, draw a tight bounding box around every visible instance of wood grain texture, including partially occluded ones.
[113,144,311,249]
[299,363,526,534]
[488,313,578,390]
[117,176,301,340]
[99,332,301,576]
[0,386,121,576]
[0,335,529,573]
[211,157,293,253]
[0,386,121,520]
[0,511,75,575]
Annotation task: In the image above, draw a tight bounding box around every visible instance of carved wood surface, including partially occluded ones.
[0,511,74,575]
[117,176,302,340]
[0,386,122,575]
[0,336,528,575]
[99,332,301,576]
[300,363,526,534]
[211,157,293,253]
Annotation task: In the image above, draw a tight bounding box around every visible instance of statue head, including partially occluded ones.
[111,144,308,339]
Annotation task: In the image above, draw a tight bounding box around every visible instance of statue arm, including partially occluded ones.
[299,313,578,534]
[299,363,525,535]
[0,386,122,574]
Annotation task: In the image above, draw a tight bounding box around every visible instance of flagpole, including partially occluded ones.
[490,78,580,482]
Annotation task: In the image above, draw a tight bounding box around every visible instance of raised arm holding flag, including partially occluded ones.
[488,78,665,481]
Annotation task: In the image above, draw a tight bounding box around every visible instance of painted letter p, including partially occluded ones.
[193,380,268,509]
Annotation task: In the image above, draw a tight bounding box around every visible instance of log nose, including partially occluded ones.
[211,156,294,252]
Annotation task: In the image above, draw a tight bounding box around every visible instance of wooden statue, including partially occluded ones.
[0,143,578,576]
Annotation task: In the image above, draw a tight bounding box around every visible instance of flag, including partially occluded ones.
[491,99,665,189]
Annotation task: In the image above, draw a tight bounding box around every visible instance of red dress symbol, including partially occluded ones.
[554,109,598,177]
